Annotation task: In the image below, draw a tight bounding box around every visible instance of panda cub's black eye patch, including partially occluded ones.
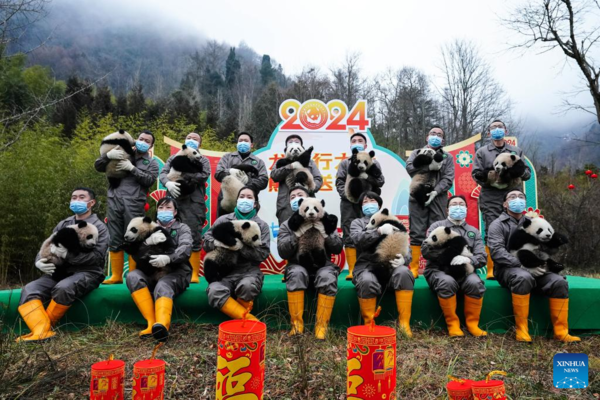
[252,235,259,241]
[86,234,93,239]
[432,235,438,242]
[536,228,543,235]
[131,228,138,233]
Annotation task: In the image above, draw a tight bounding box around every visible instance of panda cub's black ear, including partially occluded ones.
[143,216,152,223]
[352,148,359,155]
[510,154,516,161]
[241,221,251,230]
[369,150,375,158]
[77,221,88,228]
[523,218,532,228]
[320,199,325,207]
[119,129,125,134]
[297,198,305,207]
[182,144,188,150]
[381,208,389,216]
[444,227,452,235]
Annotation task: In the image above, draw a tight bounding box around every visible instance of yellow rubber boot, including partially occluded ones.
[345,247,357,281]
[189,251,201,283]
[220,297,258,321]
[315,294,335,340]
[237,298,254,311]
[132,287,155,338]
[103,250,124,284]
[464,296,487,337]
[128,254,137,272]
[287,291,304,336]
[409,245,421,278]
[549,298,581,343]
[395,290,413,338]
[46,300,70,328]
[438,296,465,337]
[152,296,173,342]
[358,297,377,325]
[16,299,55,342]
[512,293,532,342]
[485,246,495,280]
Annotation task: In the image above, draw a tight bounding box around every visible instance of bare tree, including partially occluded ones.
[329,52,366,106]
[284,67,331,102]
[0,0,50,59]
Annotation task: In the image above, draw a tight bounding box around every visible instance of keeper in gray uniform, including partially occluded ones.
[17,187,109,342]
[278,185,342,339]
[95,130,159,284]
[350,192,414,337]
[126,197,193,342]
[214,132,268,217]
[203,186,270,321]
[406,125,455,279]
[271,134,323,225]
[422,195,487,338]
[336,131,385,281]
[160,132,211,284]
[472,119,531,280]
[488,189,580,343]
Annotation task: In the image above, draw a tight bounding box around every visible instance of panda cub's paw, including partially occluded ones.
[215,239,243,251]
[378,224,398,236]
[451,255,471,266]
[359,172,369,179]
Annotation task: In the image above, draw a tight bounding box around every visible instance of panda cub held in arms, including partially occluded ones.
[203,220,262,283]
[275,144,316,192]
[364,209,410,285]
[99,129,136,188]
[39,221,99,281]
[219,164,259,213]
[167,144,204,197]
[508,212,568,274]
[345,148,383,203]
[122,217,177,280]
[423,226,475,281]
[287,198,338,277]
[479,153,526,189]
[409,148,444,205]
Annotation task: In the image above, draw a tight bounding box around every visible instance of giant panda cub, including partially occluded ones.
[122,217,177,280]
[203,220,262,283]
[364,209,410,285]
[423,226,475,281]
[508,213,568,274]
[220,164,260,213]
[479,153,526,189]
[166,144,204,197]
[39,221,99,281]
[345,148,383,203]
[287,198,338,277]
[409,148,444,205]
[275,144,316,192]
[99,129,136,188]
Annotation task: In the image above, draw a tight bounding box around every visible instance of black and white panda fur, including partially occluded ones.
[203,220,262,283]
[275,144,316,192]
[122,217,178,280]
[287,198,338,277]
[423,226,475,281]
[508,214,568,274]
[219,164,260,213]
[99,129,136,188]
[166,144,204,197]
[39,221,99,281]
[363,209,410,285]
[481,153,526,189]
[409,148,444,205]
[345,148,383,203]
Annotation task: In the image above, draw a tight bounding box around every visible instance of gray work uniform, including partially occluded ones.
[350,216,414,299]
[94,151,159,251]
[159,154,211,251]
[406,146,455,245]
[126,221,193,299]
[271,160,323,225]
[421,219,486,299]
[20,214,109,306]
[214,152,268,217]
[488,212,568,298]
[472,143,531,241]
[335,158,385,247]
[203,213,271,309]
[277,219,343,296]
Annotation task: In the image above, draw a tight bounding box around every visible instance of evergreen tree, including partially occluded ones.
[127,82,146,116]
[260,55,275,86]
[115,93,128,116]
[91,85,114,116]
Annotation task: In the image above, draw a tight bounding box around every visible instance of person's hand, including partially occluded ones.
[116,159,135,172]
[378,224,398,236]
[359,172,369,179]
[429,161,442,171]
[36,258,56,275]
[145,231,167,246]
[50,244,68,259]
[165,181,181,198]
[236,170,249,184]
[451,255,471,266]
[424,191,438,207]
[522,265,546,277]
[149,255,171,268]
[290,161,303,170]
[107,148,127,160]
[390,254,405,268]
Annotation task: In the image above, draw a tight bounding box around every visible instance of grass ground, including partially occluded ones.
[0,321,598,400]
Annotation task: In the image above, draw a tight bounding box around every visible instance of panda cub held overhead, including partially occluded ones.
[99,129,136,188]
[345,148,383,203]
[423,226,475,281]
[167,144,204,197]
[275,144,316,192]
[480,153,526,189]
[409,148,444,205]
[219,164,260,213]
[203,220,262,283]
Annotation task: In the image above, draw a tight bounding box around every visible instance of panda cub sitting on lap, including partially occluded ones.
[423,226,475,281]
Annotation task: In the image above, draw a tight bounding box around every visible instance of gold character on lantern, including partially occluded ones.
[216,355,259,400]
[347,357,364,399]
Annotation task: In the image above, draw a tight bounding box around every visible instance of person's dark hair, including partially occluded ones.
[486,119,507,134]
[156,196,180,220]
[503,189,526,202]
[140,129,155,145]
[73,186,96,200]
[237,186,260,211]
[350,132,367,142]
[447,195,467,207]
[358,191,383,211]
[429,124,445,135]
[285,134,303,148]
[288,184,311,198]
[238,131,253,143]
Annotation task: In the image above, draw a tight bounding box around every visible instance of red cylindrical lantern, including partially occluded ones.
[132,358,166,399]
[90,356,125,400]
[471,371,507,400]
[216,319,267,400]
[347,325,397,400]
[446,376,474,400]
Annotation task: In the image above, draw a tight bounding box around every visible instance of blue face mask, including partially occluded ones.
[184,139,199,150]
[157,210,174,224]
[508,198,526,214]
[237,198,255,213]
[70,201,89,215]
[135,140,150,153]
[350,144,365,152]
[490,128,505,140]
[428,135,442,148]
[290,197,305,212]
[362,203,379,217]
[448,205,467,220]
[237,142,251,154]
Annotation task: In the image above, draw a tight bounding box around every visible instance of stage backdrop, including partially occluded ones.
[155,99,537,276]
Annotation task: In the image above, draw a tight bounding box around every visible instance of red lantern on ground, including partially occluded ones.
[568,184,575,190]
[90,355,125,400]
[585,170,592,175]
[216,319,267,400]
[471,371,507,400]
[446,376,474,400]
[132,344,166,400]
